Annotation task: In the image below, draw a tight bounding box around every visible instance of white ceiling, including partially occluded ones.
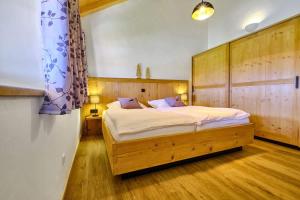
[207,0,300,47]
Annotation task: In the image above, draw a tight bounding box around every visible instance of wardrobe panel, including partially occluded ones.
[194,88,227,107]
[192,44,229,107]
[231,32,270,84]
[230,18,299,145]
[264,21,297,81]
[296,17,300,147]
[255,84,297,145]
[231,86,258,124]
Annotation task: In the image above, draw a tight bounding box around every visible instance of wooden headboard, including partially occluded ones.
[80,77,189,133]
[87,77,188,104]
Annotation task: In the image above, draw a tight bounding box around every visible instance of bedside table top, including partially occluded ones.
[86,115,102,120]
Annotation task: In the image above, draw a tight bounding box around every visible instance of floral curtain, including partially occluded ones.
[39,0,88,115]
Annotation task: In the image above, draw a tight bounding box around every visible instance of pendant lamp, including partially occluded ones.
[192,0,215,21]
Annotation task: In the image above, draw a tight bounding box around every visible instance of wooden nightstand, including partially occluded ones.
[84,115,102,136]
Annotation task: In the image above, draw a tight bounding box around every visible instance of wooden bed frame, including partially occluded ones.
[102,120,254,176]
[84,77,255,175]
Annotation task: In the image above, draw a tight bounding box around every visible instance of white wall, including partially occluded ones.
[82,0,300,79]
[0,1,81,200]
[82,0,208,80]
[208,0,300,48]
[0,98,80,200]
[0,0,44,89]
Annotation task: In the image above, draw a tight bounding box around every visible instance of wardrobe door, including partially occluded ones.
[296,18,300,147]
[231,18,299,145]
[192,44,229,107]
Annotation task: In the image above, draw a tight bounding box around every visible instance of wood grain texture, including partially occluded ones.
[230,17,300,146]
[296,14,300,147]
[192,44,230,107]
[231,79,294,87]
[84,116,102,137]
[64,137,300,200]
[0,85,44,97]
[80,77,188,134]
[103,120,254,175]
[80,0,127,16]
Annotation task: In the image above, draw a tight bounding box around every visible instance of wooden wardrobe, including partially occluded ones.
[192,16,300,147]
[192,44,230,107]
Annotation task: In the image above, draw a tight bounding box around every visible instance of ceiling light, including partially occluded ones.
[192,0,215,21]
[245,22,259,33]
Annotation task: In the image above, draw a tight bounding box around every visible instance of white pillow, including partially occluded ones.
[106,101,121,109]
[107,101,147,109]
[148,99,171,109]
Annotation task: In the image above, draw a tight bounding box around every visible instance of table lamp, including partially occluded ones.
[180,93,188,105]
[89,95,100,117]
[180,93,188,102]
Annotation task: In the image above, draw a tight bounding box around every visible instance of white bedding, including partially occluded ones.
[157,106,250,125]
[104,108,196,135]
[104,112,196,141]
[103,105,250,142]
[104,112,250,142]
[196,118,250,131]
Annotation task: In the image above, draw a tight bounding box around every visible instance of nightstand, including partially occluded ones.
[84,115,102,136]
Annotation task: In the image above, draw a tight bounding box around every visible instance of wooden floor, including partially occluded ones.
[64,136,300,200]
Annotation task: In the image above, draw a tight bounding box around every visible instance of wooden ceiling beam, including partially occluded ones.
[80,0,127,17]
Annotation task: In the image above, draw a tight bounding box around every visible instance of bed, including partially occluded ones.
[102,106,254,175]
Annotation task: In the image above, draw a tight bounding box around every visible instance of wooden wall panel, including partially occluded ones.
[230,18,300,146]
[117,82,159,104]
[80,77,189,134]
[157,82,188,100]
[192,44,229,107]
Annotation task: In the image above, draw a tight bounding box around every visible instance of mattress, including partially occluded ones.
[103,112,250,142]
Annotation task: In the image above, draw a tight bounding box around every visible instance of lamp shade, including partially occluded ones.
[192,1,215,21]
[89,95,100,104]
[180,93,188,101]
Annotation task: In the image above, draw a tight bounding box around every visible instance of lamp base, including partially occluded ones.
[90,109,98,117]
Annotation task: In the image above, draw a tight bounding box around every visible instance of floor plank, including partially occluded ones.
[64,137,300,200]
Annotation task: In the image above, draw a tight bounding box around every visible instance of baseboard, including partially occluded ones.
[255,136,300,150]
[60,136,80,200]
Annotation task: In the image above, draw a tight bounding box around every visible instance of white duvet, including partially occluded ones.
[157,106,250,125]
[105,108,196,135]
[105,106,250,135]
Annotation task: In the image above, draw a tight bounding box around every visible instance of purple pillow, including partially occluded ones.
[164,96,186,107]
[118,98,143,109]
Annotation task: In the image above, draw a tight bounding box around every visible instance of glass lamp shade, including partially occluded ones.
[192,1,215,21]
[89,95,100,104]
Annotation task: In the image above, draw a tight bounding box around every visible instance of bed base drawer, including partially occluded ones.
[102,121,254,175]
